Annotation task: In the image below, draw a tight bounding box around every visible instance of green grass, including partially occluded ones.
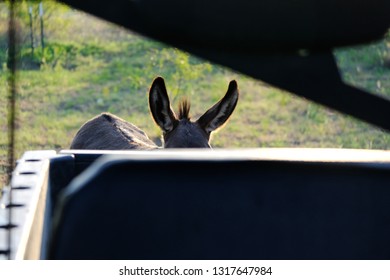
[1,2,390,188]
[335,38,390,97]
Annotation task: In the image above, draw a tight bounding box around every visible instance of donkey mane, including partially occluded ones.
[178,98,191,120]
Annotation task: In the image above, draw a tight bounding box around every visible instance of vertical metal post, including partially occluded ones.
[39,2,44,51]
[28,6,34,56]
[7,0,17,260]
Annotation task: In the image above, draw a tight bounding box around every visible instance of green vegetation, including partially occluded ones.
[1,1,390,187]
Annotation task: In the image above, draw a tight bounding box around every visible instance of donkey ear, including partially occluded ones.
[149,77,177,132]
[197,80,239,133]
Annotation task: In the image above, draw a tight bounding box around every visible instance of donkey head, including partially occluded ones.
[149,77,239,148]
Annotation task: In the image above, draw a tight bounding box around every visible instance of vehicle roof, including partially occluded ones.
[60,0,390,131]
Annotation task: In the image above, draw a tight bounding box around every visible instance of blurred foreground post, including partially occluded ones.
[6,0,17,260]
[39,2,44,51]
[28,6,34,56]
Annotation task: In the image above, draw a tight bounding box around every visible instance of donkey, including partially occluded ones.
[70,77,239,149]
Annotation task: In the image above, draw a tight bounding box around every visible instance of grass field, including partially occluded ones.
[1,2,390,187]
